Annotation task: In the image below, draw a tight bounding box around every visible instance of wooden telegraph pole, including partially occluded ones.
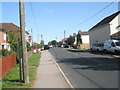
[19,0,29,83]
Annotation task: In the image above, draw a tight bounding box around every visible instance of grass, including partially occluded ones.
[2,53,41,88]
[28,53,41,67]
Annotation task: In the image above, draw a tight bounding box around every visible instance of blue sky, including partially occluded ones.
[1,1,119,44]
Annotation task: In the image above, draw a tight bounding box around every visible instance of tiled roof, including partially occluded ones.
[78,30,89,35]
[0,23,20,32]
[89,11,120,31]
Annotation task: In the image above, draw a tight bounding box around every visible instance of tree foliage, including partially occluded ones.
[66,35,75,46]
[77,32,82,45]
[48,40,58,46]
[40,40,44,45]
[32,43,44,49]
[7,32,19,52]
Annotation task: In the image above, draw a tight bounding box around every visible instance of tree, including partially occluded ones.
[48,40,58,47]
[40,40,44,45]
[66,35,75,47]
[48,41,52,45]
[7,31,19,52]
[32,43,44,49]
[77,32,82,45]
[27,42,32,51]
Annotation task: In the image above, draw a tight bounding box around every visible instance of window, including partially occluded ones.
[116,42,120,46]
[2,45,4,49]
[111,42,115,47]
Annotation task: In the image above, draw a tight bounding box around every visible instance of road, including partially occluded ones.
[49,47,119,88]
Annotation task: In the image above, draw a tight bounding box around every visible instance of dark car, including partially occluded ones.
[44,45,49,50]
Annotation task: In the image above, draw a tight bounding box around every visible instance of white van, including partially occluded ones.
[104,40,120,54]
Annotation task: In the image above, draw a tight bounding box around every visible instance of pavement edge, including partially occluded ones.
[51,55,74,88]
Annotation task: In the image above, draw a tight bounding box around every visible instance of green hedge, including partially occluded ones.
[1,49,16,57]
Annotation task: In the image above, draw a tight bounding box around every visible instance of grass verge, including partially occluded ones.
[2,53,41,88]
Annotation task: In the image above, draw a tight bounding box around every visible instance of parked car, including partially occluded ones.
[90,44,97,52]
[104,40,120,54]
[32,46,39,53]
[61,44,69,48]
[96,43,104,52]
[49,45,53,48]
[91,43,104,52]
[44,45,49,50]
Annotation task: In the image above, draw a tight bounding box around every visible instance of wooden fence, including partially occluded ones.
[0,54,16,79]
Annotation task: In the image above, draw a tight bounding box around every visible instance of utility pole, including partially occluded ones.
[64,30,66,39]
[40,35,43,44]
[19,0,29,83]
[41,35,43,40]
[56,37,57,41]
[37,34,39,44]
[31,28,33,46]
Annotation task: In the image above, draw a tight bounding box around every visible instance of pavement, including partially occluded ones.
[33,50,70,88]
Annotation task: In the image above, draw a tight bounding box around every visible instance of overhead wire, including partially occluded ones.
[67,0,118,30]
[27,0,119,42]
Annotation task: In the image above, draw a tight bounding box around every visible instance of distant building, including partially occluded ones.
[26,35,32,46]
[77,30,89,49]
[78,30,89,44]
[61,38,67,45]
[88,11,120,46]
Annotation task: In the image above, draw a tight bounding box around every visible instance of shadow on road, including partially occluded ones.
[56,57,119,71]
[67,49,90,53]
[67,49,120,56]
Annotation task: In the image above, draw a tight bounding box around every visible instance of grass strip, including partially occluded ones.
[2,53,41,88]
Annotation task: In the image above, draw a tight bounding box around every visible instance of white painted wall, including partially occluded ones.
[3,32,7,41]
[89,24,111,45]
[74,36,77,45]
[110,13,120,35]
[81,35,89,44]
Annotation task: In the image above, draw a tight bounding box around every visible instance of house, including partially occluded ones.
[77,30,89,49]
[61,38,67,45]
[26,35,32,46]
[0,23,20,50]
[0,23,33,50]
[78,30,89,44]
[88,11,120,46]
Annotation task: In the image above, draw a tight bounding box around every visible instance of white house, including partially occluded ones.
[75,30,89,49]
[78,30,89,44]
[88,11,120,46]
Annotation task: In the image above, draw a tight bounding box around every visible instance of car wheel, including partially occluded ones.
[97,49,99,52]
[114,50,119,54]
[90,48,93,52]
[104,49,108,53]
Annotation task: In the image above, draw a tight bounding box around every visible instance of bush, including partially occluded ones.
[27,42,32,51]
[2,49,16,57]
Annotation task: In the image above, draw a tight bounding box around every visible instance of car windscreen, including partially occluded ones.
[116,42,120,46]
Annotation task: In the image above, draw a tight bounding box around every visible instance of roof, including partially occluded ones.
[0,23,20,32]
[78,30,89,35]
[89,11,120,31]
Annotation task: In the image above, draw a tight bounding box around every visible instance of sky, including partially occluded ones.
[1,1,119,44]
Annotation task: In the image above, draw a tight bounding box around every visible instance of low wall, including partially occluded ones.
[80,43,89,49]
[0,54,16,79]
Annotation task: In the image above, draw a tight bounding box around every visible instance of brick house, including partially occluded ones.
[0,23,20,50]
